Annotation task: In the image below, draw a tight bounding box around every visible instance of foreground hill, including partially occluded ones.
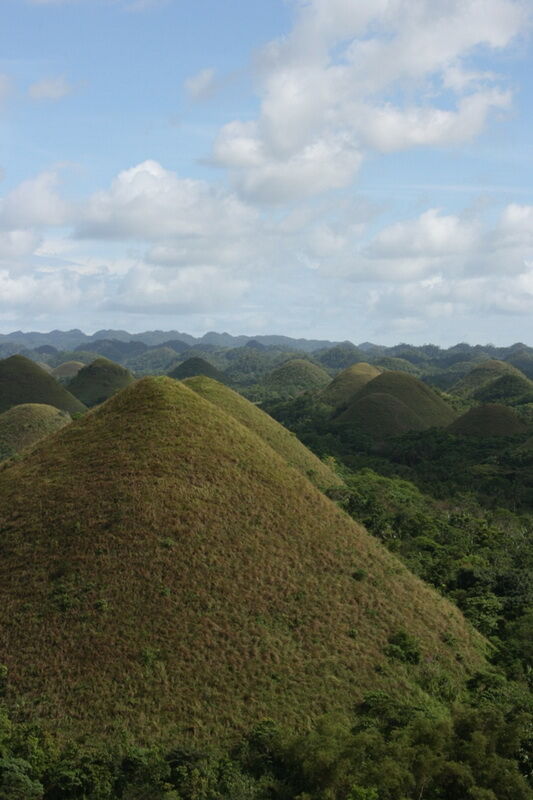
[67,357,134,407]
[0,403,71,460]
[321,362,381,409]
[0,355,86,415]
[0,377,485,746]
[263,358,331,396]
[336,371,457,436]
[168,356,226,382]
[184,376,342,491]
[448,403,529,437]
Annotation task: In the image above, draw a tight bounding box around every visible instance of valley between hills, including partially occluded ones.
[0,332,532,799]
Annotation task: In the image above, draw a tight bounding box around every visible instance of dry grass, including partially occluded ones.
[184,375,343,492]
[321,363,382,409]
[0,403,71,461]
[0,377,487,748]
[51,361,85,379]
[168,356,226,382]
[263,359,331,394]
[0,355,86,415]
[451,360,530,399]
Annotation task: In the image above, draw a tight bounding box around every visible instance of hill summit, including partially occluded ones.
[0,355,86,415]
[0,377,485,746]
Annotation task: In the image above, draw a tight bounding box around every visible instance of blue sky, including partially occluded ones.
[0,0,532,344]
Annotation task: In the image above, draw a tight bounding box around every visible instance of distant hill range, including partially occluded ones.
[0,328,346,353]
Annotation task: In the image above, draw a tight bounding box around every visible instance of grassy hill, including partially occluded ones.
[451,360,528,400]
[68,357,134,407]
[321,362,381,409]
[51,360,85,379]
[472,372,533,405]
[184,375,342,491]
[447,403,529,437]
[263,358,331,396]
[125,346,179,375]
[0,377,486,747]
[0,403,71,460]
[168,356,227,382]
[337,371,457,435]
[0,355,86,415]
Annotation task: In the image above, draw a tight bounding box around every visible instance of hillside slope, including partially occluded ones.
[0,403,71,460]
[263,358,331,396]
[321,363,381,409]
[168,356,226,382]
[68,357,134,407]
[448,403,529,437]
[184,375,342,491]
[0,378,485,746]
[0,355,86,415]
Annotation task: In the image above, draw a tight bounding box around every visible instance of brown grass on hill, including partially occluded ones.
[321,363,382,409]
[0,355,86,415]
[0,378,486,747]
[51,361,85,379]
[184,375,342,492]
[0,403,71,461]
[450,359,529,398]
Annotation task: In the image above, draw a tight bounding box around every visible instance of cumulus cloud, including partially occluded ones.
[0,170,69,229]
[28,75,74,101]
[212,0,526,203]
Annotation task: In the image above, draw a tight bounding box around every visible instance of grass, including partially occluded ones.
[184,375,343,492]
[263,359,331,395]
[0,377,487,748]
[168,356,227,382]
[336,371,457,435]
[448,403,529,437]
[321,363,381,409]
[0,355,86,415]
[451,360,530,399]
[67,357,134,407]
[51,361,85,379]
[0,403,71,461]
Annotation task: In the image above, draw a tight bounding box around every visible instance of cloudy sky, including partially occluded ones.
[0,0,532,344]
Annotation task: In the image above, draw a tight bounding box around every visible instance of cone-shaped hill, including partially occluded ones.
[0,355,86,415]
[168,356,226,382]
[447,404,529,437]
[450,360,530,401]
[0,377,485,746]
[51,360,85,379]
[321,362,381,409]
[68,357,134,407]
[336,371,457,436]
[184,375,342,491]
[263,358,331,396]
[0,403,71,460]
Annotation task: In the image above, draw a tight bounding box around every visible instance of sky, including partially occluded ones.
[0,0,532,345]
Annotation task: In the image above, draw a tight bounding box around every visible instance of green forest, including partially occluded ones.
[0,335,532,799]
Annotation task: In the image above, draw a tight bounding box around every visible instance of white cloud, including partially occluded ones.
[78,160,257,240]
[0,170,69,229]
[184,68,217,100]
[28,76,74,101]
[212,0,526,203]
[0,230,42,261]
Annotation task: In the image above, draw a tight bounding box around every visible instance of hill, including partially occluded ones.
[67,357,135,407]
[451,360,527,399]
[336,392,428,438]
[0,355,86,415]
[472,372,533,404]
[321,363,381,409]
[263,358,331,396]
[447,404,529,437]
[0,403,71,460]
[184,376,342,491]
[0,377,486,746]
[51,360,85,379]
[125,346,179,375]
[337,371,457,434]
[168,356,227,382]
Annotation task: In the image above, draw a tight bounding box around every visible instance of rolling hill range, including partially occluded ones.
[447,403,529,437]
[0,377,486,746]
[0,403,71,460]
[321,363,381,409]
[0,355,87,415]
[336,371,457,437]
[67,357,135,407]
[184,376,342,491]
